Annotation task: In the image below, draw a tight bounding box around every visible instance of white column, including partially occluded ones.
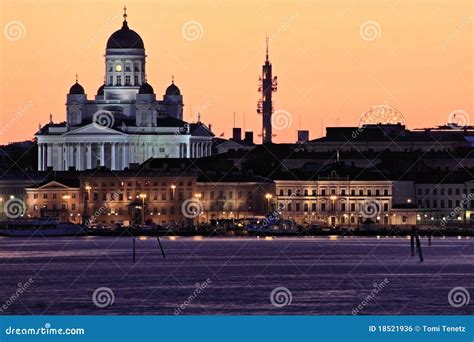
[46,144,53,168]
[186,142,191,158]
[122,144,128,169]
[38,144,43,171]
[76,144,82,170]
[111,143,116,170]
[62,143,68,171]
[100,143,105,167]
[87,144,92,169]
[68,144,74,169]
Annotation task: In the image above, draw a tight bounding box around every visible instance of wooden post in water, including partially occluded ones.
[133,237,136,263]
[415,234,424,262]
[156,235,166,258]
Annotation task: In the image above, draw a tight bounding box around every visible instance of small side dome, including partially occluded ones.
[97,84,105,95]
[165,83,180,96]
[69,81,85,95]
[138,82,154,94]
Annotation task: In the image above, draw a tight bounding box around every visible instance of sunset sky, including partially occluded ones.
[0,0,472,145]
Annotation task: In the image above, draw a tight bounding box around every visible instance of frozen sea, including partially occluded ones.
[0,236,472,315]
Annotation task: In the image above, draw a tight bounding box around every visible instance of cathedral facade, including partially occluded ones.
[36,9,214,171]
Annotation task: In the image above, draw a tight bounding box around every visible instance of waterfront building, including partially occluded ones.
[35,8,214,172]
[196,176,274,223]
[25,180,81,223]
[273,175,416,227]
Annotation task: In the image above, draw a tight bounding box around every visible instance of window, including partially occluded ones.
[376,189,380,196]
[72,204,76,210]
[383,203,388,211]
[350,203,355,211]
[359,190,363,196]
[433,188,437,195]
[288,189,292,196]
[312,189,317,196]
[384,189,388,196]
[321,189,326,196]
[351,189,355,196]
[455,188,460,195]
[43,194,48,199]
[134,75,139,85]
[102,193,107,201]
[304,189,308,196]
[116,75,122,86]
[303,203,308,211]
[417,188,422,195]
[312,203,316,211]
[125,75,131,85]
[321,203,326,211]
[287,203,292,211]
[341,203,346,211]
[33,194,38,199]
[279,189,284,196]
[341,189,346,196]
[367,190,372,196]
[72,193,76,199]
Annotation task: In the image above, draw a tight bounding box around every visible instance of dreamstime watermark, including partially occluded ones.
[92,110,115,130]
[174,123,190,137]
[270,287,292,308]
[272,109,292,130]
[181,198,203,219]
[267,12,300,46]
[174,278,212,315]
[0,100,33,137]
[0,278,34,313]
[439,193,474,227]
[92,287,115,308]
[352,278,390,315]
[441,16,474,50]
[359,199,381,219]
[4,20,26,41]
[85,12,123,49]
[84,190,123,227]
[359,21,381,41]
[448,109,470,128]
[5,323,85,336]
[181,21,204,41]
[3,198,26,219]
[448,287,470,308]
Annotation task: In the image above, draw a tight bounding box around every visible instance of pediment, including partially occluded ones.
[63,123,126,136]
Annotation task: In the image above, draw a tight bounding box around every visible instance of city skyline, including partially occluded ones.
[1,0,472,145]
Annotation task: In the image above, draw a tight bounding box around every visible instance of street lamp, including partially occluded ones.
[83,185,92,225]
[170,185,176,225]
[139,193,147,225]
[265,193,272,212]
[194,193,202,229]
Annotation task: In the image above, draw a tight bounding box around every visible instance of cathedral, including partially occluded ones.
[36,8,214,171]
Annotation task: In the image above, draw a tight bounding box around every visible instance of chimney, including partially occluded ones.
[244,131,254,144]
[297,130,309,143]
[232,128,242,142]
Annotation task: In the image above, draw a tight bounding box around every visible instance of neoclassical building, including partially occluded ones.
[36,8,214,171]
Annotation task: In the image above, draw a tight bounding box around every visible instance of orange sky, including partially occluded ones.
[0,0,472,145]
